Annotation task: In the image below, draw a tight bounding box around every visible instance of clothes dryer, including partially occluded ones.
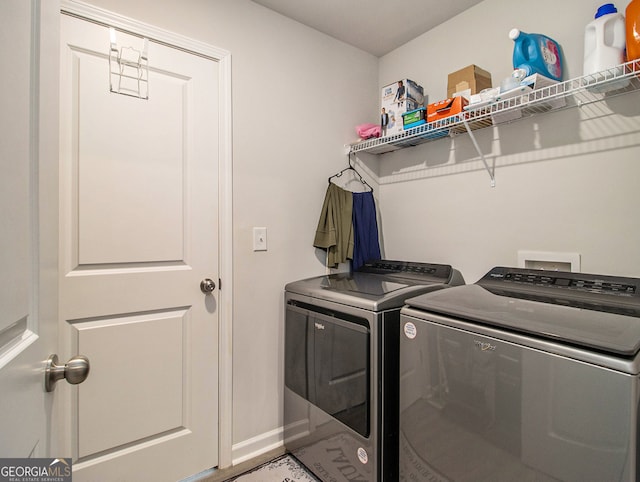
[400,266,640,481]
[284,260,464,482]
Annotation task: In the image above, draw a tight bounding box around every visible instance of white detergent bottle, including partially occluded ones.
[583,3,626,76]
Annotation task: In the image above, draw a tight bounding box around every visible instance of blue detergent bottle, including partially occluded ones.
[509,28,563,81]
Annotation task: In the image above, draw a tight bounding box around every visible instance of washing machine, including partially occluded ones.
[399,266,640,482]
[283,260,465,482]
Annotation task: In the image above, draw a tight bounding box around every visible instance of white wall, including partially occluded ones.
[74,0,379,461]
[376,0,640,282]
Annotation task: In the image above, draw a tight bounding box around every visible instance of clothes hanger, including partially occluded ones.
[328,153,373,192]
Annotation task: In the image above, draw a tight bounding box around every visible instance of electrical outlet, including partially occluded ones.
[253,227,267,251]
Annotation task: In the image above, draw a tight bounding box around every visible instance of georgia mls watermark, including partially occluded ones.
[0,458,71,482]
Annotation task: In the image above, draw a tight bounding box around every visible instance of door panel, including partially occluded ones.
[74,310,186,458]
[76,47,186,264]
[0,0,31,352]
[0,0,58,459]
[60,12,219,481]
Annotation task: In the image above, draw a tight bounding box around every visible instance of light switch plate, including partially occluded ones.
[253,227,267,251]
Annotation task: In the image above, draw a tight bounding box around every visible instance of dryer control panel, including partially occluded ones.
[478,267,640,317]
[359,259,455,282]
[481,267,638,297]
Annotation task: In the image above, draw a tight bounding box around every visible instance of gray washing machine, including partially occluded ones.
[283,260,465,482]
[399,266,640,482]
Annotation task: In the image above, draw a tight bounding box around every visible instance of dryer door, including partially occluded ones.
[312,313,369,437]
[285,301,370,437]
[399,313,637,482]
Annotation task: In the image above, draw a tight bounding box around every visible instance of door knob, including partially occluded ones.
[200,278,216,294]
[45,354,90,392]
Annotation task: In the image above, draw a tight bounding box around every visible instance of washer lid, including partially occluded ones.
[285,260,463,311]
[405,267,640,357]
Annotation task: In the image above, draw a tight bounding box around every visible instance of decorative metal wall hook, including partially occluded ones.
[109,27,149,99]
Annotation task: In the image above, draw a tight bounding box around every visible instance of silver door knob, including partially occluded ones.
[200,278,216,294]
[45,354,90,392]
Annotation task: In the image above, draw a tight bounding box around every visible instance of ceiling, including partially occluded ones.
[251,0,485,57]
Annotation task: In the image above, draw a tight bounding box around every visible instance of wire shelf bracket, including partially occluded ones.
[462,118,495,187]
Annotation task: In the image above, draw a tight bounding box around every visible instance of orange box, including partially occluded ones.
[427,97,469,122]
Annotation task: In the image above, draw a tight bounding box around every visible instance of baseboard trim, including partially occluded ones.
[232,427,285,465]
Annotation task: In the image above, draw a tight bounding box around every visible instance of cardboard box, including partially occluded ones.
[447,65,492,98]
[381,79,425,136]
[427,97,468,123]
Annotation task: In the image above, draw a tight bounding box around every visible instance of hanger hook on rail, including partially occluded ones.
[328,153,373,192]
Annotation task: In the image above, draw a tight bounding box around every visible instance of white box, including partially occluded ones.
[491,85,531,124]
[521,74,566,110]
[381,79,425,136]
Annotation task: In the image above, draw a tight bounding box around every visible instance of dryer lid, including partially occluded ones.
[404,267,640,357]
[285,260,464,311]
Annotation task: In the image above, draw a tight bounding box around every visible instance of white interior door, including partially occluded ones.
[0,0,58,459]
[59,11,221,481]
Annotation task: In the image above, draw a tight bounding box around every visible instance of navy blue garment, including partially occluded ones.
[351,191,381,271]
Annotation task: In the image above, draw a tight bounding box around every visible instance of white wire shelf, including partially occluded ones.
[350,60,640,157]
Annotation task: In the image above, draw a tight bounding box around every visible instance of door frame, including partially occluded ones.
[59,0,234,469]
